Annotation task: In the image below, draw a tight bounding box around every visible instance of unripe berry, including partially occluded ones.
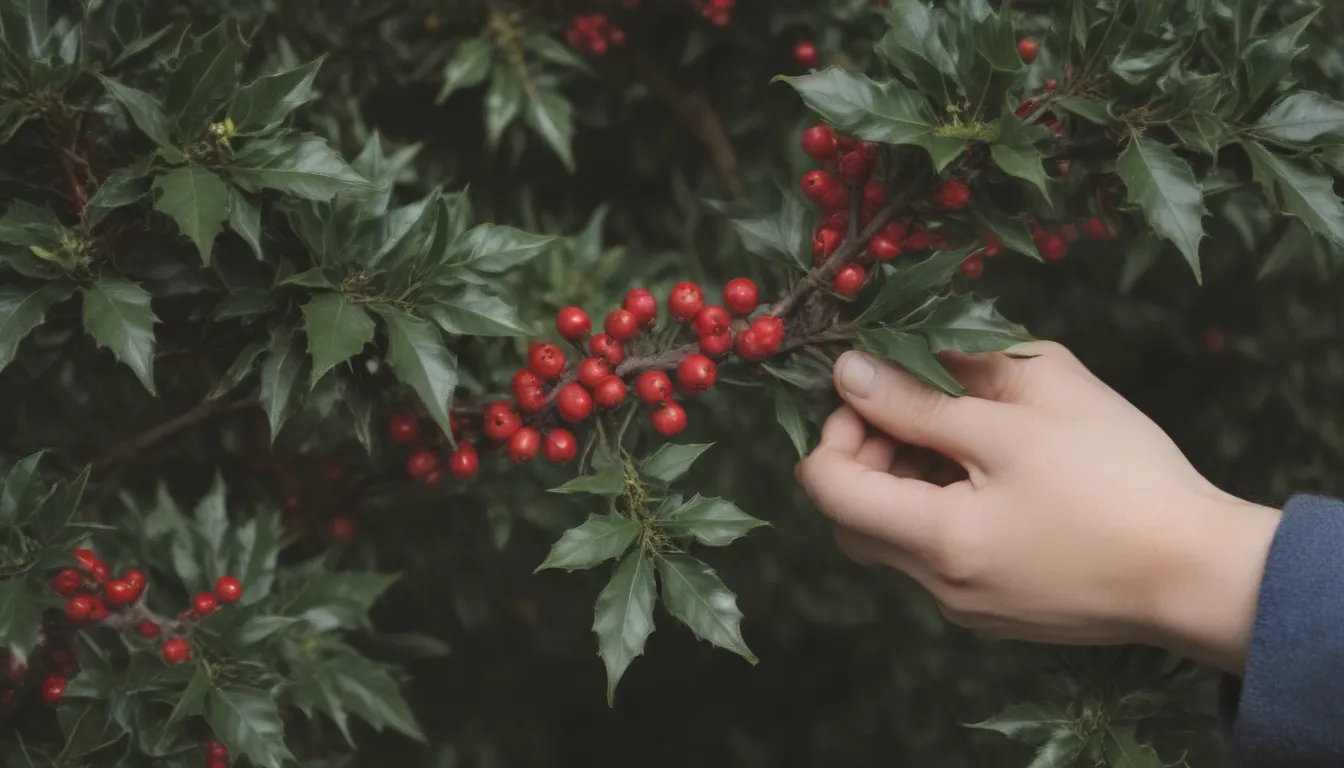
[527,343,566,381]
[449,443,479,479]
[330,516,357,540]
[387,413,420,445]
[53,569,82,597]
[812,227,843,262]
[215,576,243,604]
[800,124,835,160]
[604,310,640,342]
[862,181,888,210]
[734,329,768,362]
[752,316,785,351]
[589,334,625,365]
[793,40,819,69]
[834,264,866,297]
[193,592,218,616]
[139,619,161,637]
[105,579,136,607]
[40,675,65,706]
[161,638,190,665]
[556,383,594,422]
[1018,37,1040,63]
[406,450,437,479]
[960,254,985,278]
[483,407,522,442]
[723,278,758,316]
[869,235,902,262]
[635,371,673,404]
[693,305,730,338]
[593,376,627,409]
[555,306,591,341]
[578,358,610,389]
[838,152,871,184]
[700,331,733,357]
[509,427,542,463]
[543,429,578,464]
[650,402,688,437]
[66,595,94,622]
[623,289,659,328]
[668,282,705,321]
[677,354,717,393]
[800,170,838,202]
[932,178,971,210]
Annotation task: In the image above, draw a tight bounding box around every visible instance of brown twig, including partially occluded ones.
[93,397,260,469]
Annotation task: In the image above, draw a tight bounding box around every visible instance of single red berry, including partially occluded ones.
[65,595,94,622]
[604,309,640,342]
[138,619,162,638]
[933,178,971,210]
[161,638,191,665]
[677,354,717,393]
[821,211,849,231]
[1035,230,1068,261]
[448,443,480,479]
[700,331,733,357]
[589,334,625,365]
[960,254,985,278]
[734,329,768,362]
[881,220,908,242]
[40,675,66,706]
[982,233,1003,257]
[556,383,594,422]
[833,135,856,152]
[589,375,623,408]
[543,429,578,464]
[85,597,108,620]
[1082,217,1112,239]
[512,368,543,395]
[387,413,420,445]
[71,549,100,573]
[527,343,566,381]
[906,227,929,251]
[483,407,522,442]
[555,306,592,342]
[623,289,659,328]
[406,450,437,479]
[508,427,542,463]
[793,40,819,69]
[668,282,705,322]
[1018,37,1040,63]
[90,561,109,583]
[208,741,229,762]
[857,141,881,161]
[834,264,866,297]
[752,316,785,351]
[722,279,758,316]
[578,358,611,389]
[515,385,547,414]
[812,227,843,263]
[650,402,688,437]
[800,124,836,160]
[869,235,902,262]
[1015,99,1038,120]
[820,184,850,211]
[693,305,730,338]
[800,170,838,203]
[215,576,243,604]
[193,592,218,616]
[861,181,888,210]
[105,579,136,607]
[1043,78,1058,92]
[330,516,357,540]
[53,569,82,597]
[635,371,673,404]
[838,152,871,184]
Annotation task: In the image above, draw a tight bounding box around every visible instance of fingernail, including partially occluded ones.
[837,352,877,398]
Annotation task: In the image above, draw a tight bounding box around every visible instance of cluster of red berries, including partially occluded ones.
[687,0,734,26]
[1,645,76,708]
[159,576,243,666]
[205,739,230,768]
[565,13,625,56]
[55,549,144,624]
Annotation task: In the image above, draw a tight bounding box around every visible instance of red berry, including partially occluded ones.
[215,576,243,604]
[330,516,357,540]
[543,429,578,464]
[527,343,566,381]
[734,329,768,362]
[593,376,627,409]
[589,334,625,365]
[623,289,659,328]
[635,371,673,404]
[555,306,592,341]
[812,227,843,263]
[71,549,99,573]
[821,211,849,231]
[906,227,929,251]
[833,135,856,152]
[387,413,420,445]
[700,331,733,357]
[66,595,94,622]
[578,358,611,389]
[857,141,880,161]
[1044,78,1058,92]
[752,316,785,351]
[881,220,908,242]
[800,170,838,203]
[650,402,688,437]
[723,278,759,316]
[933,178,971,210]
[834,264,866,297]
[982,233,1003,257]
[1035,230,1068,261]
[105,579,136,607]
[508,427,542,463]
[555,383,594,422]
[869,235,902,262]
[53,569,82,597]
[693,305,730,338]
[1082,217,1112,239]
[838,152,871,184]
[800,124,836,160]
[676,354,717,393]
[668,282,704,322]
[861,181,888,210]
[1018,37,1040,63]
[512,368,543,395]
[604,310,640,342]
[40,675,66,706]
[423,467,444,487]
[193,592,217,616]
[449,443,479,479]
[483,407,522,442]
[1015,99,1038,120]
[90,561,109,583]
[161,638,190,665]
[793,40,819,69]
[820,184,850,211]
[515,385,547,414]
[406,450,437,479]
[208,741,229,762]
[960,254,985,278]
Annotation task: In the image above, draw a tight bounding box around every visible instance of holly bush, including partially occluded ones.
[3,0,1344,765]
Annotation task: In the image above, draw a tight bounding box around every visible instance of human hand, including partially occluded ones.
[796,342,1282,674]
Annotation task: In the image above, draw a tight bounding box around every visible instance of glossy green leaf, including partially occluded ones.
[376,308,458,439]
[658,554,756,663]
[333,657,425,742]
[640,443,714,484]
[153,167,230,263]
[1171,112,1231,157]
[772,385,811,459]
[875,0,956,104]
[0,577,46,664]
[1102,726,1162,767]
[918,295,1034,354]
[856,329,965,395]
[966,702,1071,746]
[536,514,641,572]
[661,495,767,547]
[230,58,323,133]
[1116,138,1206,280]
[286,571,399,632]
[990,116,1052,196]
[969,206,1041,260]
[1243,140,1344,246]
[431,286,534,337]
[0,281,72,372]
[436,37,493,104]
[230,135,372,201]
[96,74,177,149]
[593,549,656,705]
[1255,92,1344,144]
[85,167,151,228]
[1053,96,1111,125]
[258,323,305,440]
[549,464,625,496]
[450,223,556,273]
[166,23,245,133]
[81,279,159,394]
[167,667,213,725]
[234,615,300,646]
[302,293,375,387]
[206,687,293,768]
[523,87,575,170]
[484,65,524,146]
[0,452,46,526]
[1026,731,1086,768]
[227,187,263,259]
[853,247,970,326]
[725,195,811,270]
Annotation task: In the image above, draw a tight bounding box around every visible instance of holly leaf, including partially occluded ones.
[1053,96,1111,125]
[772,385,811,459]
[657,554,755,663]
[0,452,46,526]
[1243,140,1344,246]
[549,464,625,496]
[230,508,282,603]
[1025,731,1086,768]
[96,75,177,150]
[966,702,1072,746]
[208,340,267,400]
[449,223,556,273]
[430,286,534,337]
[1253,91,1344,144]
[81,279,159,394]
[332,657,425,742]
[227,187,263,259]
[206,687,293,768]
[258,324,305,440]
[856,329,965,395]
[592,549,656,705]
[875,0,957,104]
[990,116,1052,196]
[85,167,151,228]
[229,58,323,133]
[167,667,214,725]
[152,167,230,263]
[436,37,493,104]
[166,22,245,133]
[286,571,399,632]
[0,282,73,372]
[724,195,811,270]
[485,65,524,146]
[1116,137,1206,281]
[969,206,1041,260]
[1102,726,1162,767]
[523,87,575,170]
[640,443,714,484]
[376,308,458,439]
[536,514,641,572]
[853,247,970,326]
[230,135,371,201]
[302,293,375,387]
[233,615,299,646]
[1171,112,1231,157]
[0,577,46,664]
[660,495,767,547]
[917,295,1034,354]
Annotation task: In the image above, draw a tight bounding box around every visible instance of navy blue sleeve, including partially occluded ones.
[1220,495,1344,766]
